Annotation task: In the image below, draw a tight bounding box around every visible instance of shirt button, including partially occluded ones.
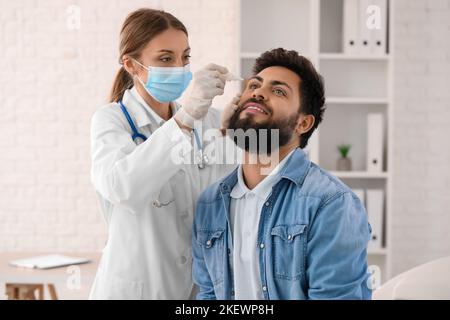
[179,256,187,264]
[260,243,265,249]
[287,234,292,240]
[227,249,231,254]
[262,286,267,292]
[206,240,212,246]
[231,290,235,296]
[265,202,270,207]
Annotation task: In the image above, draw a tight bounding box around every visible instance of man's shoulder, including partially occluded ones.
[301,162,356,204]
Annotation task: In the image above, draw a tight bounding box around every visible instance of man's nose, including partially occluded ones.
[252,87,267,101]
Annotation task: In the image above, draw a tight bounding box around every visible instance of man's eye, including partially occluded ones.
[160,57,172,62]
[274,88,286,96]
[184,54,191,60]
[248,83,259,89]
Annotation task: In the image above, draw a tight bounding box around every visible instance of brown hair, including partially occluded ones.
[109,8,188,103]
[253,48,326,149]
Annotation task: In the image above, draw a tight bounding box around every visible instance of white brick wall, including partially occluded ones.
[0,0,239,252]
[391,0,450,276]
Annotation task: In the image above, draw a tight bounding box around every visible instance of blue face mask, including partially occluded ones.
[134,59,193,103]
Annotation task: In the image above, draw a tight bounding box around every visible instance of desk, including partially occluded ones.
[0,252,100,300]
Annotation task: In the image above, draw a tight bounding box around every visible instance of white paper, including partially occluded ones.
[9,254,90,269]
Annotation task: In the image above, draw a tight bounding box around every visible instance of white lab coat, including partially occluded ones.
[89,87,235,299]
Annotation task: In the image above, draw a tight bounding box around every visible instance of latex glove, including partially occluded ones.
[175,63,242,128]
[220,94,241,130]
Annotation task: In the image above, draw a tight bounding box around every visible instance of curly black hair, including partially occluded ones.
[253,48,326,149]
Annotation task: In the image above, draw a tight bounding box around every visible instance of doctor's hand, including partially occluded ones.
[220,94,241,132]
[175,63,238,128]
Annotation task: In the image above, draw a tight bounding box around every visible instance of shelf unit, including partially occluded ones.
[238,0,394,283]
[319,53,390,61]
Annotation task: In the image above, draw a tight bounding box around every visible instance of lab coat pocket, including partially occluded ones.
[95,270,144,300]
[196,229,225,285]
[170,170,189,213]
[271,224,307,281]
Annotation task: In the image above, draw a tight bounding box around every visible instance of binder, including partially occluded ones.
[359,0,372,55]
[366,113,384,172]
[366,189,384,250]
[370,0,388,55]
[343,0,360,54]
[353,189,366,207]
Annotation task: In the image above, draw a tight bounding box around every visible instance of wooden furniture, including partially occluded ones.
[5,283,56,300]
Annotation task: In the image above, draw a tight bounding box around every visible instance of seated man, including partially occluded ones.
[192,48,372,300]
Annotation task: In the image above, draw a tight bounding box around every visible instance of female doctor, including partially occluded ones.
[89,8,238,299]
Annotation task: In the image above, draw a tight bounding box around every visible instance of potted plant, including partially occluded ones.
[337,144,352,171]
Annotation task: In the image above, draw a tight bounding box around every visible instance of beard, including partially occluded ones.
[227,99,299,155]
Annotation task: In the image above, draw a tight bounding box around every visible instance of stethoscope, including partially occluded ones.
[119,100,209,170]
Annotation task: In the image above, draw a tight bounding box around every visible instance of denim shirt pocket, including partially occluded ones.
[196,229,225,285]
[270,224,307,280]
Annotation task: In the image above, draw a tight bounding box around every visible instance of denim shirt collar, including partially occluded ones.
[220,148,311,195]
[278,147,311,187]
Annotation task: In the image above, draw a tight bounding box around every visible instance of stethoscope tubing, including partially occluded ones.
[118,100,208,169]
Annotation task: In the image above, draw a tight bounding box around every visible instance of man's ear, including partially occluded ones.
[295,114,315,137]
[122,55,138,76]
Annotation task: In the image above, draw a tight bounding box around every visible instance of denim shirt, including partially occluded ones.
[192,148,372,300]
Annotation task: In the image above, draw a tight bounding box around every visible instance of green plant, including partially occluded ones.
[337,144,352,158]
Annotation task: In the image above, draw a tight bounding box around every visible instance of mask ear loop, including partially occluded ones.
[132,58,149,71]
[132,58,151,85]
